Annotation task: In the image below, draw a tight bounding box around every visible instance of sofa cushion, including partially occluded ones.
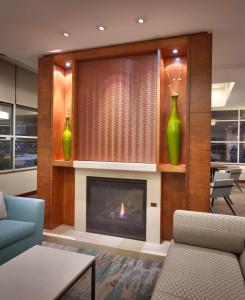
[239,249,245,279]
[0,220,35,249]
[152,242,245,300]
[0,191,7,219]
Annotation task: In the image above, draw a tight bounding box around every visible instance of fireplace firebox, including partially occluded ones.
[86,177,147,241]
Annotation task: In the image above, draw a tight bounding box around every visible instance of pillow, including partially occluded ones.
[0,191,7,219]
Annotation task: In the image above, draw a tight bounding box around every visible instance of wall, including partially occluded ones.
[0,59,37,195]
[0,170,37,195]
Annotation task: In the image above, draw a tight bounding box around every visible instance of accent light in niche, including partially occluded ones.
[65,61,71,68]
[172,49,178,54]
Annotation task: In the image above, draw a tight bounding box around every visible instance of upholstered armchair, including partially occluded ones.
[0,196,45,265]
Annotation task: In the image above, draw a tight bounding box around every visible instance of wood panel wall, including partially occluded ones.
[37,56,53,228]
[188,34,212,212]
[160,34,211,240]
[38,59,75,228]
[38,33,212,239]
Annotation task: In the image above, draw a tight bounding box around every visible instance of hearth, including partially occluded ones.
[86,177,147,241]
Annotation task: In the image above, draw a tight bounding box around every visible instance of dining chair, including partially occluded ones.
[226,167,243,192]
[210,178,236,215]
[213,170,230,181]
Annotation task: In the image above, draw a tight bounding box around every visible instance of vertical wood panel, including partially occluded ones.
[188,33,212,212]
[190,113,211,151]
[63,168,75,225]
[161,173,187,240]
[37,56,53,228]
[51,167,64,227]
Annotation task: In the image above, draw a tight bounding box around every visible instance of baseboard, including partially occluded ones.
[16,190,37,197]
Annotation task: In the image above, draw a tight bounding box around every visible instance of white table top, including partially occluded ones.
[0,245,95,300]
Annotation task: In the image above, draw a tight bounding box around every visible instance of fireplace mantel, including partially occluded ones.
[73,161,157,172]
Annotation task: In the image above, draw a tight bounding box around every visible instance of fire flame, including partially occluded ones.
[119,202,125,218]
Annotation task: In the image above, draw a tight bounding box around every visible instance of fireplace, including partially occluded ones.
[86,177,147,241]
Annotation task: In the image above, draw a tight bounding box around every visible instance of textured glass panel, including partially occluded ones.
[240,143,245,163]
[211,143,238,163]
[0,137,12,170]
[15,138,37,168]
[212,110,238,120]
[211,121,238,141]
[77,53,157,163]
[240,121,245,142]
[15,106,37,136]
[0,102,12,135]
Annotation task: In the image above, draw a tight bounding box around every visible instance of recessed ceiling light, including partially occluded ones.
[48,49,62,53]
[172,49,178,54]
[65,61,71,68]
[136,17,145,24]
[97,26,105,31]
[63,32,70,37]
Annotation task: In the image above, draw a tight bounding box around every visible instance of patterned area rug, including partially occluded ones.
[43,242,162,300]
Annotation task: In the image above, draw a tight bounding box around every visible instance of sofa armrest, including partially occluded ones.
[4,196,45,244]
[173,210,245,254]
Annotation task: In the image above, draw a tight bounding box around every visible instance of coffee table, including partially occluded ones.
[0,245,96,300]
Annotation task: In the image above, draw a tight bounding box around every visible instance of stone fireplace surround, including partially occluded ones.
[74,161,161,244]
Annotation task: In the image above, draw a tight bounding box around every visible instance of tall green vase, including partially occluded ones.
[62,113,72,161]
[167,95,181,165]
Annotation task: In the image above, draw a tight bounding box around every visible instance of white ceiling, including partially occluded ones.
[0,0,244,107]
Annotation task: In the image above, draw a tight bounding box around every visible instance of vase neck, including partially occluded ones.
[65,117,70,129]
[171,95,179,118]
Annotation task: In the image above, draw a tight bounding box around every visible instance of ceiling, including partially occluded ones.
[0,0,244,107]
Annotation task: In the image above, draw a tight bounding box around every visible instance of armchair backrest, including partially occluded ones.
[226,168,242,181]
[211,179,234,198]
[4,196,45,245]
[213,171,230,181]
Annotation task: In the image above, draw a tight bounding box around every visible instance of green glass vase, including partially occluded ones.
[62,113,72,161]
[167,95,181,165]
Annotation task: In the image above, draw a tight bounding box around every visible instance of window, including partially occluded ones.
[211,110,245,163]
[0,102,12,135]
[16,106,37,136]
[0,101,37,172]
[0,138,12,170]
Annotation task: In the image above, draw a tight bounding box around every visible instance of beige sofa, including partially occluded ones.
[152,210,245,300]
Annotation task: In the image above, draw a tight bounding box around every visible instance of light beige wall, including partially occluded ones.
[0,170,37,195]
[16,67,37,108]
[0,59,15,103]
